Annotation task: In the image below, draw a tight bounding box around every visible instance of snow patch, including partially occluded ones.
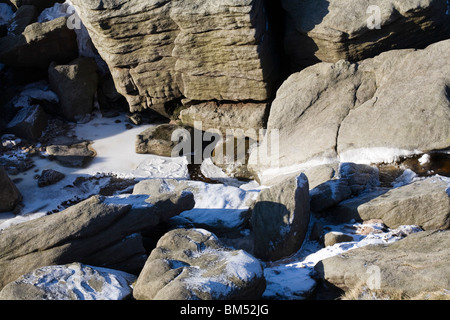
[9,263,136,300]
[262,220,423,300]
[339,147,422,165]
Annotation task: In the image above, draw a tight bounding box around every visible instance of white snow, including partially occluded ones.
[175,181,259,231]
[391,169,417,188]
[339,147,422,165]
[262,220,423,300]
[418,154,431,165]
[0,112,190,229]
[9,263,136,300]
[38,2,72,23]
[182,230,264,299]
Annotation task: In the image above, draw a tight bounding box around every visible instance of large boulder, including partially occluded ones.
[315,230,450,299]
[250,173,310,261]
[0,16,78,69]
[133,228,266,300]
[282,0,450,71]
[0,192,195,290]
[336,176,450,230]
[0,263,136,300]
[70,0,278,114]
[249,40,450,183]
[48,57,99,122]
[0,166,22,212]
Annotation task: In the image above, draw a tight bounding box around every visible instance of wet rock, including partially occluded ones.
[250,173,310,261]
[133,228,265,300]
[48,57,99,122]
[0,166,22,212]
[0,263,136,300]
[46,141,96,168]
[37,169,65,187]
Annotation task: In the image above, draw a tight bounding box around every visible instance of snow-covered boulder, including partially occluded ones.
[0,263,136,300]
[134,178,259,238]
[133,228,266,300]
[0,193,195,290]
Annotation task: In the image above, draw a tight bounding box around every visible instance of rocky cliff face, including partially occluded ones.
[70,0,278,114]
[282,0,450,71]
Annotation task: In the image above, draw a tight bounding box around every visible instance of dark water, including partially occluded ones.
[378,152,450,187]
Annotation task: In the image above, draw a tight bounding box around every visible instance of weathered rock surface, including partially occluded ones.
[46,141,97,168]
[249,40,450,183]
[6,104,50,140]
[133,228,265,300]
[315,230,450,299]
[250,173,310,261]
[0,192,195,290]
[0,263,136,300]
[355,176,450,230]
[282,0,450,71]
[48,57,99,122]
[37,169,65,187]
[179,101,270,141]
[0,166,22,213]
[70,0,278,114]
[0,16,78,69]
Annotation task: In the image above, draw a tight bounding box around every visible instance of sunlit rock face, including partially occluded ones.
[70,0,279,114]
